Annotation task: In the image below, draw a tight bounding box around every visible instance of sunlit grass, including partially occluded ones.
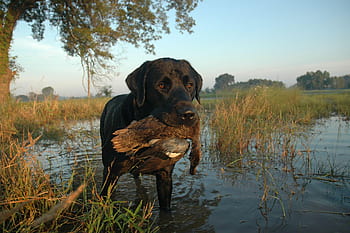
[0,97,157,232]
[0,133,157,232]
[209,87,350,156]
[208,87,350,217]
[1,89,350,230]
[0,98,108,143]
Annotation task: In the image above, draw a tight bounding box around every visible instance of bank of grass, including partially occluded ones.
[2,89,350,230]
[1,97,109,142]
[0,138,157,232]
[0,97,158,232]
[209,87,350,156]
[209,87,350,217]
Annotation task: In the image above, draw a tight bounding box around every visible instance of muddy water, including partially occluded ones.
[33,117,350,233]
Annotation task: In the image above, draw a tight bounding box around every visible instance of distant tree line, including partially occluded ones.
[15,86,57,102]
[204,70,350,93]
[205,73,285,93]
[296,70,350,90]
[229,79,285,89]
[15,85,113,101]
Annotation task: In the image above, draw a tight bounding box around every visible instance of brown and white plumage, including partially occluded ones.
[111,115,201,174]
[112,116,195,155]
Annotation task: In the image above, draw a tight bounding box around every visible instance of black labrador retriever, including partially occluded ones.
[100,58,202,210]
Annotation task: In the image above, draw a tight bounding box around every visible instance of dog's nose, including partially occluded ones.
[180,110,196,121]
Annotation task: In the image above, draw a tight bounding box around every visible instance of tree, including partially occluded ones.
[213,73,235,90]
[296,70,330,90]
[15,94,29,102]
[42,86,54,97]
[28,92,37,101]
[230,79,285,89]
[0,0,201,102]
[96,85,112,97]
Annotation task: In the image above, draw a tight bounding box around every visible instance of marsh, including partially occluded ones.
[31,115,350,233]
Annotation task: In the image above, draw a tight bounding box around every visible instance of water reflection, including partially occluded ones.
[29,117,350,233]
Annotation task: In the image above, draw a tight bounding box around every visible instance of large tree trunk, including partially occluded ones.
[0,66,12,103]
[0,27,14,103]
[0,4,20,103]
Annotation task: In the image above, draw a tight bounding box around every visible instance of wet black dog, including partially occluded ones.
[100,58,202,210]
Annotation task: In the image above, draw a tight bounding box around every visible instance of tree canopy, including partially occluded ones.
[0,0,201,102]
[296,70,350,90]
[213,73,235,90]
[42,86,54,97]
[231,79,285,89]
[96,85,112,97]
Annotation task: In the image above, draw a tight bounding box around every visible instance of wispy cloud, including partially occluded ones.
[12,36,65,57]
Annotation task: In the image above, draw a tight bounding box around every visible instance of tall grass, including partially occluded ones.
[210,87,350,156]
[0,137,157,232]
[209,87,350,217]
[0,98,158,232]
[0,98,108,143]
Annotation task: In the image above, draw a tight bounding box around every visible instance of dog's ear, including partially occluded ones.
[184,60,203,104]
[194,72,203,104]
[126,61,151,107]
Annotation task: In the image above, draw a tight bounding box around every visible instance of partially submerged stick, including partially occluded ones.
[0,202,31,224]
[31,184,85,228]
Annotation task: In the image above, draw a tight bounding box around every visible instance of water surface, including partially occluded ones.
[33,117,350,233]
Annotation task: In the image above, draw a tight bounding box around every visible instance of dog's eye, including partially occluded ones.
[185,82,194,89]
[158,82,166,89]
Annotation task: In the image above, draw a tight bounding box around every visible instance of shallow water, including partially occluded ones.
[33,117,350,233]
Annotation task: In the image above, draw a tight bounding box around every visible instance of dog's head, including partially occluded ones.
[126,58,202,127]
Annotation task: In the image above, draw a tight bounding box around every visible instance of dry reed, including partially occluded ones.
[0,98,157,232]
[210,87,350,157]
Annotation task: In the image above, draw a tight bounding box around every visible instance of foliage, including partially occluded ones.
[212,75,285,92]
[231,79,285,89]
[15,86,56,101]
[8,56,23,80]
[0,0,202,102]
[14,94,29,102]
[213,73,235,90]
[297,70,350,90]
[96,85,112,97]
[41,86,54,97]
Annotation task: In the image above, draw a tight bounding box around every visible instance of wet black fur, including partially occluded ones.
[100,58,202,210]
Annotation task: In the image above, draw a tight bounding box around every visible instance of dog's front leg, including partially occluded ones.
[156,165,175,211]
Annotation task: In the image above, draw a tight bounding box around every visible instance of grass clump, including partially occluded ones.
[209,87,350,218]
[0,135,157,232]
[84,199,156,233]
[0,98,108,143]
[210,87,304,156]
[0,97,158,232]
[210,87,350,156]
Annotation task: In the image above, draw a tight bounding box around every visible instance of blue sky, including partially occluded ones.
[10,0,350,97]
